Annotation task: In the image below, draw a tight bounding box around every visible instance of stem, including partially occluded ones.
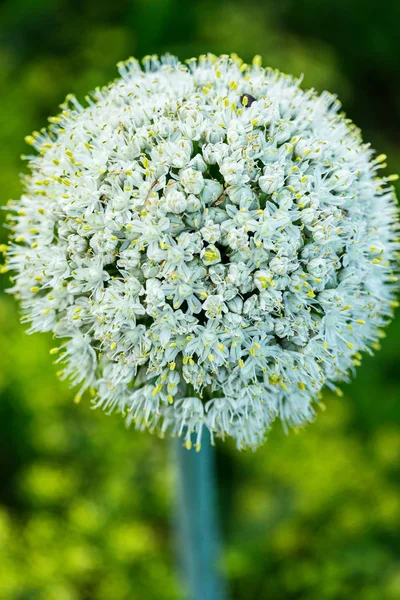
[175,429,227,600]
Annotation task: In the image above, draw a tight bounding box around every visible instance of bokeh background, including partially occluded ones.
[1,1,400,598]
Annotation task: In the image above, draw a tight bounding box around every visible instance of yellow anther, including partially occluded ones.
[203,247,220,263]
[49,347,59,355]
[252,55,262,67]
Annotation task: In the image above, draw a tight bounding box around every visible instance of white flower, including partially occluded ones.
[3,53,399,450]
[202,294,228,319]
[164,186,188,214]
[259,163,286,194]
[180,168,204,195]
[200,244,221,266]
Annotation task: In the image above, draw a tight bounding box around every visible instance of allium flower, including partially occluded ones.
[3,54,399,449]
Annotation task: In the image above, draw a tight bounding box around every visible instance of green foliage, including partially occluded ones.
[0,1,399,598]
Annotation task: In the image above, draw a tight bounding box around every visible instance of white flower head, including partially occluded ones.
[3,53,399,450]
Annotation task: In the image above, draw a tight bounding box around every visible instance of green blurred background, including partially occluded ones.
[1,1,400,598]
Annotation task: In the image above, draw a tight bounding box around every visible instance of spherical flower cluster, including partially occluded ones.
[4,54,399,449]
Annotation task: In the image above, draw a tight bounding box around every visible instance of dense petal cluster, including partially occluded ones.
[4,54,399,449]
